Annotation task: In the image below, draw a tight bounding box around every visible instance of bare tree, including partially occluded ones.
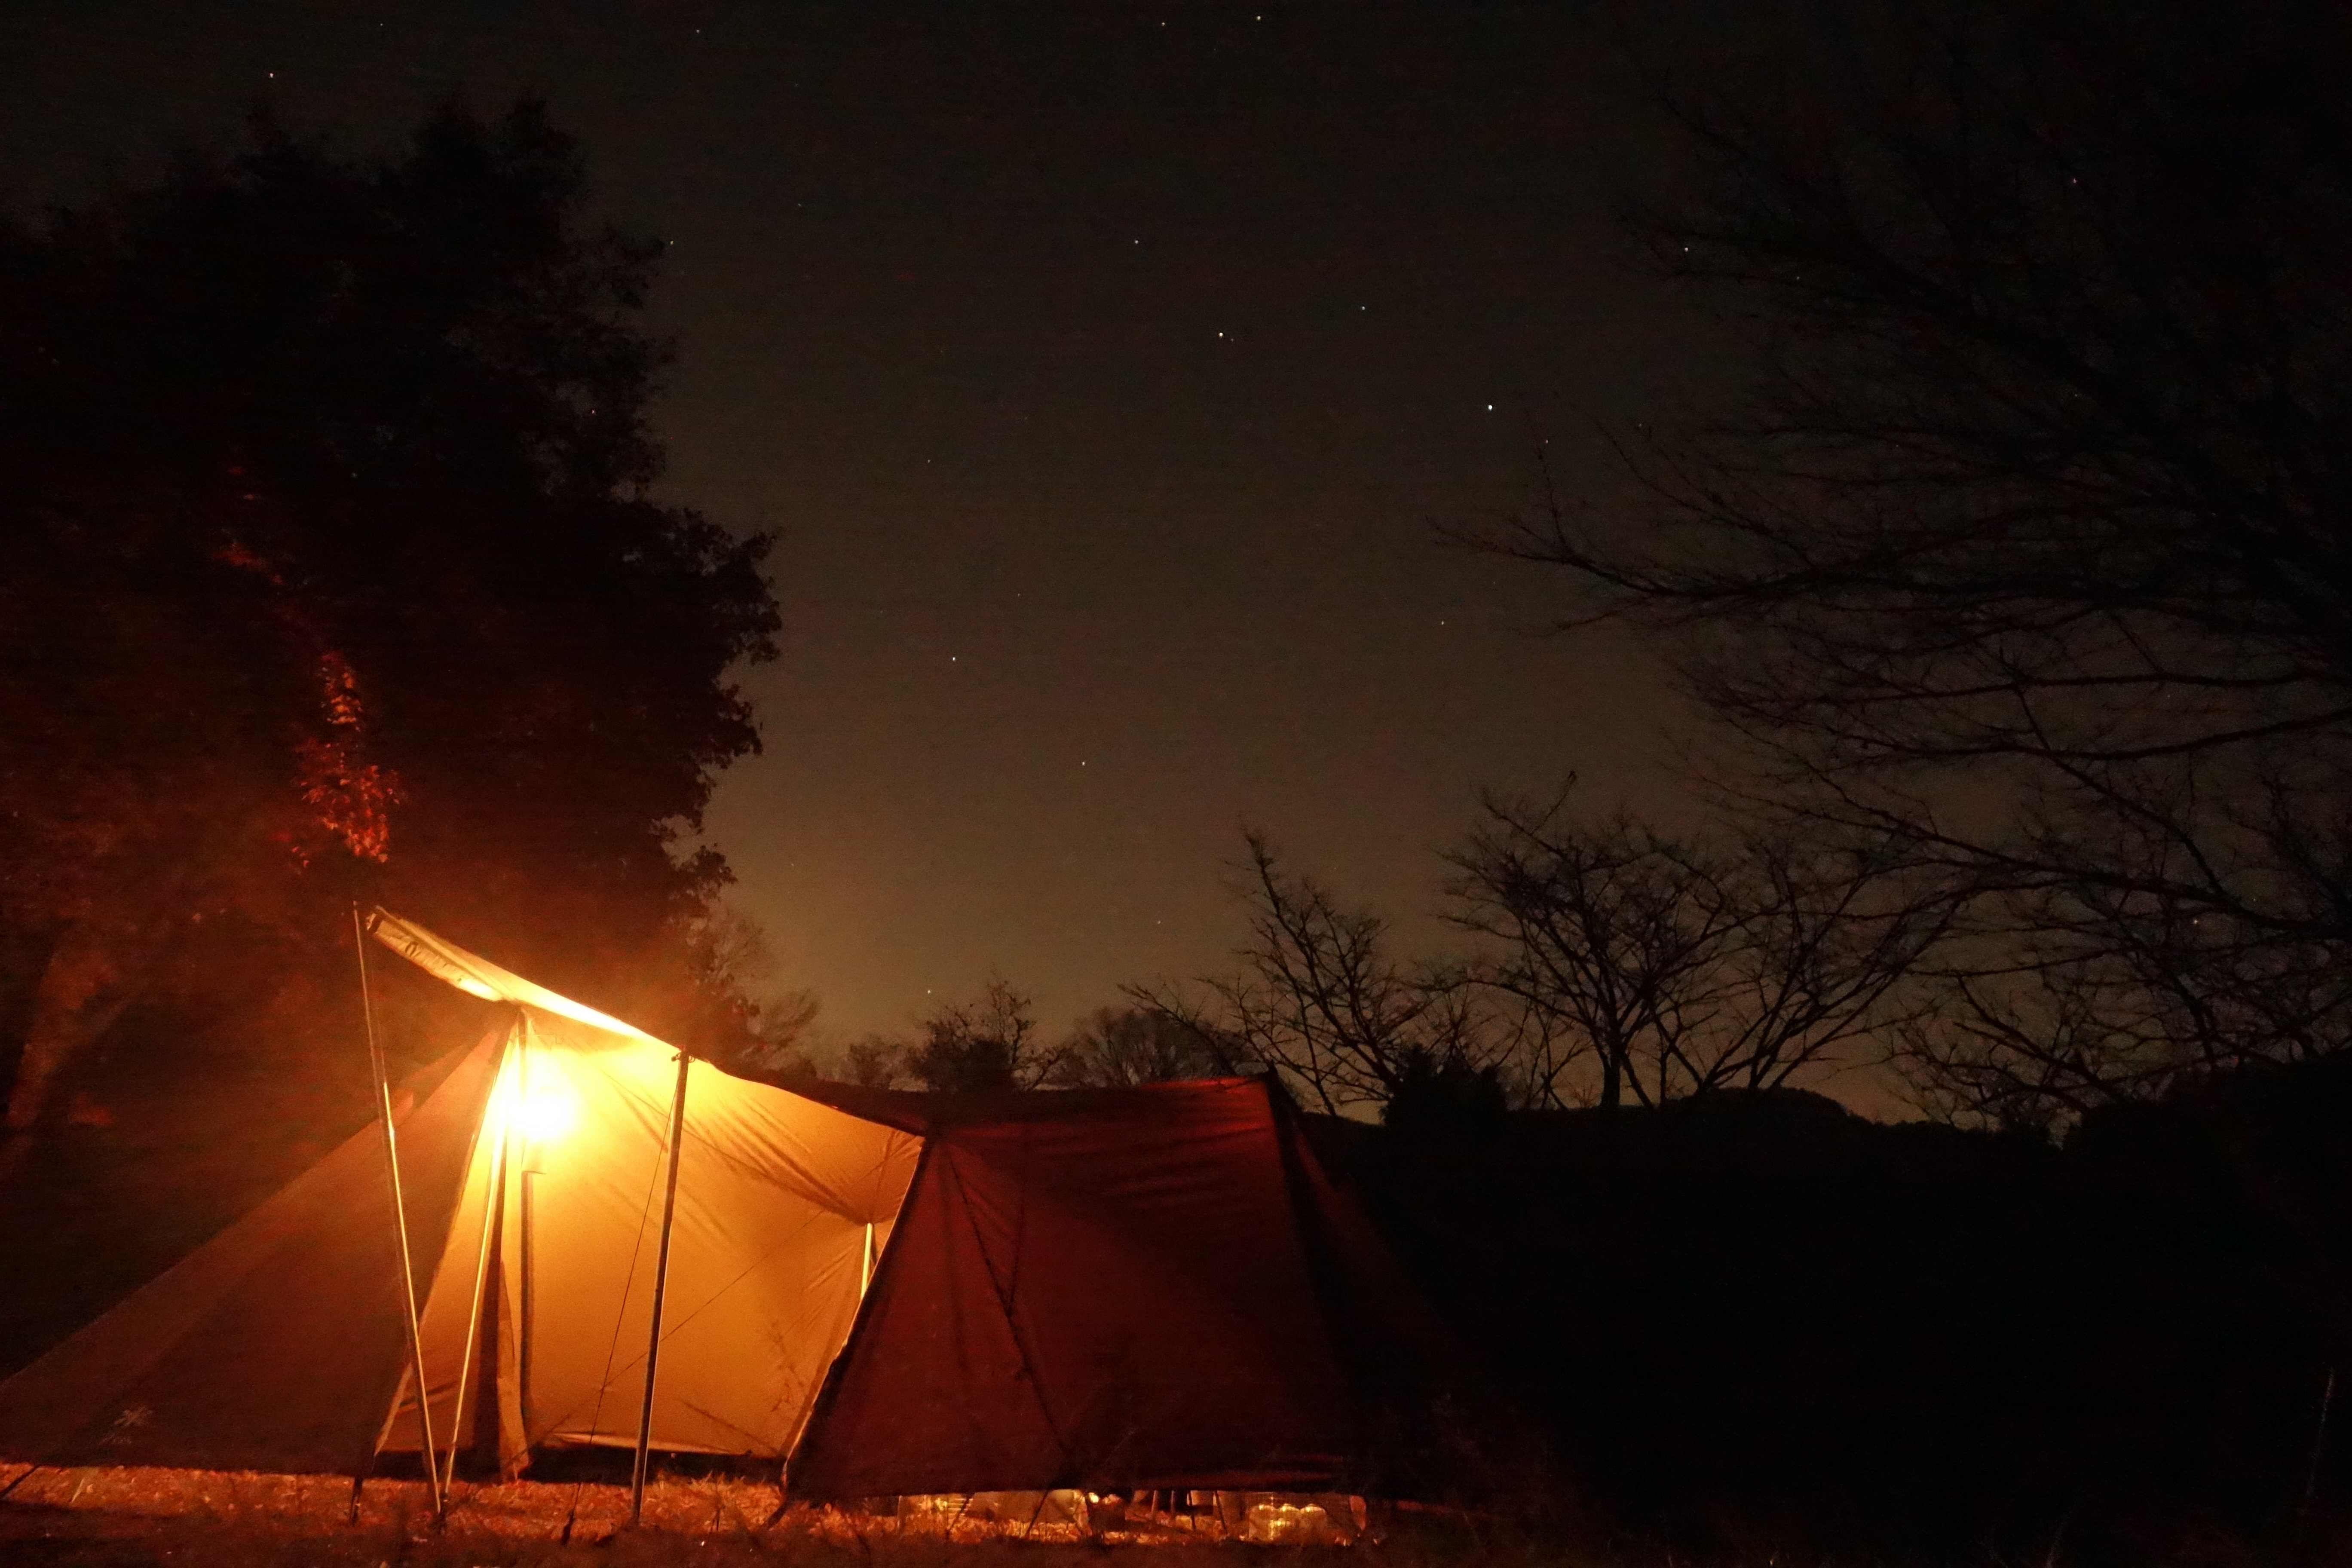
[839,1033,906,1090]
[1451,792,1943,1108]
[1899,778,2352,1123]
[1711,827,1954,1094]
[904,977,1050,1093]
[1449,798,1723,1109]
[1047,1004,1238,1088]
[677,902,824,1077]
[1136,831,1512,1117]
[1482,0,2352,1121]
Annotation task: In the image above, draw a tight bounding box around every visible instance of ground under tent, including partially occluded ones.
[0,913,1472,1509]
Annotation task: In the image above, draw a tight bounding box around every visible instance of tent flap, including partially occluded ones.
[786,1077,1438,1500]
[0,1030,504,1475]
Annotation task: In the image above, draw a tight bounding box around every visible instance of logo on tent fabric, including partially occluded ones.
[102,1406,153,1446]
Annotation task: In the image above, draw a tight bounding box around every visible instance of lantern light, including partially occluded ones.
[514,1081,578,1145]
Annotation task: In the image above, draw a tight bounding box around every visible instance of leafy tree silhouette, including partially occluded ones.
[0,101,779,1147]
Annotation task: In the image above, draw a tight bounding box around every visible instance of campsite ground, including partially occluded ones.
[0,1468,2323,1568]
[0,1469,1494,1568]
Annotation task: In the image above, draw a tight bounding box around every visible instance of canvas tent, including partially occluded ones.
[0,913,1470,1499]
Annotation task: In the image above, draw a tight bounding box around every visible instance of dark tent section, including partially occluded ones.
[777,1076,1479,1501]
[0,1031,502,1474]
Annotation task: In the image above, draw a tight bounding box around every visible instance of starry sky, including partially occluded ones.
[4,3,1741,1047]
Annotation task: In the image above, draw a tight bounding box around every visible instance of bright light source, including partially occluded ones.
[514,1082,578,1145]
[453,976,499,1000]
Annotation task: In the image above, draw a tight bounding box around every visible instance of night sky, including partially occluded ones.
[4,3,1732,1044]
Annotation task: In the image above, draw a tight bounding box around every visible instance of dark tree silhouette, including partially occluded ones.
[1450,792,1941,1109]
[839,1035,906,1091]
[1449,800,1724,1110]
[0,103,779,1145]
[904,978,1049,1093]
[1047,1004,1236,1088]
[1487,0,2352,1121]
[1132,831,1513,1117]
[680,904,822,1079]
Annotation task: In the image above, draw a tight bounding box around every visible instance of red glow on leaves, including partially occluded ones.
[214,537,289,588]
[290,652,401,865]
[316,650,365,729]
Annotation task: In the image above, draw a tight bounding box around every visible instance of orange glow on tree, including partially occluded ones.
[290,652,401,864]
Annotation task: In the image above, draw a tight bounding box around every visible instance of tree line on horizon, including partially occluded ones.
[726,806,1946,1122]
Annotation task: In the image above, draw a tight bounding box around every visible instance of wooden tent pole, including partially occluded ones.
[354,904,445,1522]
[629,1048,692,1526]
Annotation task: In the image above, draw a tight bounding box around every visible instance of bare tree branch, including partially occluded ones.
[1471,0,2352,1122]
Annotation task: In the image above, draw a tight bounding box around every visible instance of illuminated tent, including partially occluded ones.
[0,915,1468,1498]
[0,914,919,1481]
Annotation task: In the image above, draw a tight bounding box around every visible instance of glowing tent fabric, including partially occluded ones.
[377,1007,920,1469]
[0,914,1470,1497]
[0,916,920,1476]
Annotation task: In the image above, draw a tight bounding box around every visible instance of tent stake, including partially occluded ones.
[629,1048,692,1526]
[354,905,445,1522]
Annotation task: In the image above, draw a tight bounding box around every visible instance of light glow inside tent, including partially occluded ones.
[367,916,926,1471]
[509,1079,578,1146]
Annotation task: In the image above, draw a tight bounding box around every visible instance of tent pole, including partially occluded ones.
[438,1035,515,1494]
[629,1048,692,1526]
[353,904,445,1522]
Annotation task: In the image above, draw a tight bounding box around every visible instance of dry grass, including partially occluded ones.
[0,1467,1537,1568]
[6,1464,2327,1567]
